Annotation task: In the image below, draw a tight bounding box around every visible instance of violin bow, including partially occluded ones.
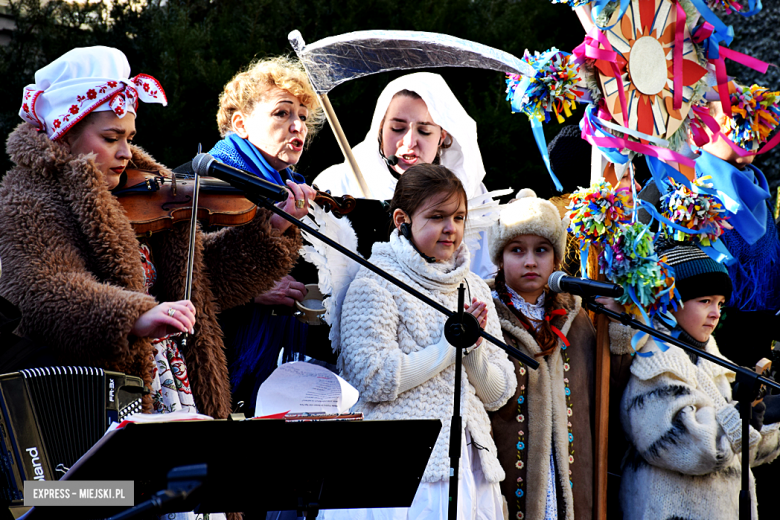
[180,143,203,348]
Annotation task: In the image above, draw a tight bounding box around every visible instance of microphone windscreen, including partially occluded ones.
[192,153,214,176]
[386,155,399,167]
[548,271,566,293]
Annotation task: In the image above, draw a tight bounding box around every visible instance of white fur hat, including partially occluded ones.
[19,46,167,141]
[488,188,567,265]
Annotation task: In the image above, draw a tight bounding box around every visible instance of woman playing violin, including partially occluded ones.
[0,47,307,420]
[205,57,327,412]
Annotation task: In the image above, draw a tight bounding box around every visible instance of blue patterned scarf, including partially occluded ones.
[209,132,306,186]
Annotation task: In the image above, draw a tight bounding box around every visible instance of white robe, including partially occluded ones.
[312,72,498,279]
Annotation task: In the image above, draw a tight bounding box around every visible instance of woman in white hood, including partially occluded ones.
[313,72,497,278]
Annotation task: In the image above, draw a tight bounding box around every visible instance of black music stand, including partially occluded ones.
[23,418,441,519]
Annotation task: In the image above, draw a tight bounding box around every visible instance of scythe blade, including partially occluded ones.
[289,29,535,94]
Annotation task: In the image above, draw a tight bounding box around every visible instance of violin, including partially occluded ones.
[112,168,357,236]
[753,357,773,406]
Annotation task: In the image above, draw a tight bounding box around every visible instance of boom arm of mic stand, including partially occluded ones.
[251,194,539,370]
[582,298,780,393]
[108,464,207,520]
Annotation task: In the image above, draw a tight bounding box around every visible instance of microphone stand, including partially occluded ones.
[583,298,780,520]
[247,193,540,520]
[107,464,207,520]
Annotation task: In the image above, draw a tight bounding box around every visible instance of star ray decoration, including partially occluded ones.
[504,0,779,323]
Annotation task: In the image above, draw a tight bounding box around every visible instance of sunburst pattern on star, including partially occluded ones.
[594,0,707,141]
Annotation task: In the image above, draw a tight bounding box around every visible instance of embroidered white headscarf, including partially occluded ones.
[19,46,167,141]
[313,72,488,200]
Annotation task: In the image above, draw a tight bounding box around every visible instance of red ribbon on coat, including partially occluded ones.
[545,309,571,347]
[508,299,571,348]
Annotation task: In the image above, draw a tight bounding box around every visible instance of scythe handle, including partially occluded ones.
[588,244,610,520]
[319,93,373,199]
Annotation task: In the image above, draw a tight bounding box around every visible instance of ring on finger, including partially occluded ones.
[167,308,176,318]
[295,199,306,209]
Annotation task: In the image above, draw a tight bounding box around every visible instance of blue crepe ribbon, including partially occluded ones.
[694,151,770,245]
[737,0,762,17]
[533,120,565,193]
[579,242,590,280]
[507,48,567,193]
[688,0,735,59]
[647,310,681,354]
[583,105,630,164]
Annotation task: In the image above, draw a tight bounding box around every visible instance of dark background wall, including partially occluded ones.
[0,0,776,201]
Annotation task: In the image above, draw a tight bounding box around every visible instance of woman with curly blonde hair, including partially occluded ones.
[214,56,324,152]
[208,56,327,413]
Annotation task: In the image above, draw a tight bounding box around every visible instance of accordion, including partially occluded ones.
[0,367,145,505]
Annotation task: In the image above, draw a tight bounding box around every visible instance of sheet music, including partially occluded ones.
[106,410,214,434]
[255,362,359,417]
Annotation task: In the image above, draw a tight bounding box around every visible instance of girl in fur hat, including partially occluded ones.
[0,47,308,421]
[486,189,636,520]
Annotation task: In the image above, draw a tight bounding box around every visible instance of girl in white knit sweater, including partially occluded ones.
[324,164,516,520]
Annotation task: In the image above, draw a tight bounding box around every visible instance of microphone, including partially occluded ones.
[192,153,289,202]
[384,154,398,167]
[548,271,624,298]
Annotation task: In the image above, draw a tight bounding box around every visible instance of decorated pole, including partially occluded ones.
[593,268,611,520]
[587,236,611,520]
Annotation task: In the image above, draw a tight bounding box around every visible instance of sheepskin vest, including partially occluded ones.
[620,334,780,520]
[0,123,302,419]
[487,284,597,520]
[338,232,516,483]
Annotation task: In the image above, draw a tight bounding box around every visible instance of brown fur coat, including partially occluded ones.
[0,123,302,419]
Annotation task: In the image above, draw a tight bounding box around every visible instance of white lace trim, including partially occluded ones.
[491,285,545,331]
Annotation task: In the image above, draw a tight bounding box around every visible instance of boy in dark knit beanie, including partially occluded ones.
[662,243,732,346]
[617,242,780,520]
